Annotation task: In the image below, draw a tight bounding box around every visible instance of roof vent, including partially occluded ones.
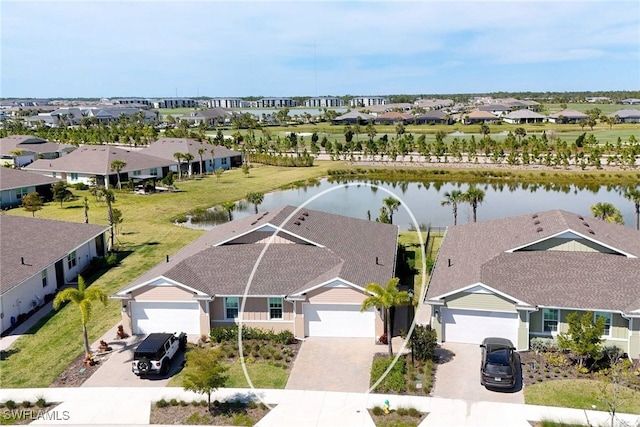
[251,221,257,225]
[532,214,538,219]
[588,229,595,235]
[298,216,305,221]
[534,220,540,225]
[294,221,301,226]
[536,227,543,232]
[302,212,309,216]
[582,222,590,227]
[578,216,584,220]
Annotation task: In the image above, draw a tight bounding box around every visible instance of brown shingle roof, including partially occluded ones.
[1,216,109,293]
[24,146,173,175]
[426,210,640,313]
[116,206,398,297]
[0,135,74,156]
[0,168,60,190]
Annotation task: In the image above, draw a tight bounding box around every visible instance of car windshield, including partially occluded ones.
[486,347,510,365]
[485,363,512,375]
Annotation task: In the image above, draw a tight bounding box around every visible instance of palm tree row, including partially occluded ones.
[441,186,486,225]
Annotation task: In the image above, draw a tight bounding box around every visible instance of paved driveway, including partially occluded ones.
[82,334,186,387]
[285,337,382,393]
[431,342,524,404]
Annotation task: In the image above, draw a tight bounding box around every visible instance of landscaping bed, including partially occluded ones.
[49,352,104,388]
[0,399,59,425]
[370,353,435,395]
[368,406,427,427]
[150,398,270,426]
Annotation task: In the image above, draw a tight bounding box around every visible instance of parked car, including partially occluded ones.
[132,332,187,377]
[480,337,517,389]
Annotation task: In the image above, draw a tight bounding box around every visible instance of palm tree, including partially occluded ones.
[590,202,624,224]
[173,152,184,180]
[440,189,464,225]
[221,201,235,221]
[83,196,89,224]
[464,186,486,223]
[53,275,108,358]
[99,187,116,250]
[182,153,195,177]
[245,192,264,214]
[382,196,401,225]
[110,159,127,190]
[360,278,410,357]
[623,187,640,230]
[209,148,216,173]
[197,148,206,176]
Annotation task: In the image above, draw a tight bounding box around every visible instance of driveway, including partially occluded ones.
[82,332,187,387]
[285,337,382,393]
[431,342,524,404]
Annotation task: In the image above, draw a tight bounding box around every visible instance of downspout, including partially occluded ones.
[620,313,636,360]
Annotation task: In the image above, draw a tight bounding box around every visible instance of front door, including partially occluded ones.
[54,260,65,289]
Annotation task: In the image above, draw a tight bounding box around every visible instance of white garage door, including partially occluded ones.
[304,304,375,338]
[441,308,518,345]
[132,301,200,335]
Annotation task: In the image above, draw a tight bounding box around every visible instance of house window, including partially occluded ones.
[16,187,29,200]
[70,173,78,180]
[269,297,283,320]
[225,297,239,319]
[67,250,77,269]
[149,168,158,176]
[221,158,227,165]
[595,312,612,336]
[543,308,559,333]
[41,270,48,287]
[133,170,141,176]
[52,172,57,178]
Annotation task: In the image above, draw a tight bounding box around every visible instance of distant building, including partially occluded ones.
[153,99,197,109]
[114,98,152,106]
[250,98,297,108]
[206,98,247,109]
[620,99,640,105]
[349,96,389,107]
[304,97,345,108]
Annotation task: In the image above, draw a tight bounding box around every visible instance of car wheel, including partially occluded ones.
[138,358,151,374]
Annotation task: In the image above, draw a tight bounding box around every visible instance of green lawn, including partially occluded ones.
[168,359,290,389]
[0,162,338,388]
[525,379,640,414]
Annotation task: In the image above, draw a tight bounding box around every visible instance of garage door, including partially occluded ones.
[304,304,375,338]
[441,308,518,344]
[132,301,200,335]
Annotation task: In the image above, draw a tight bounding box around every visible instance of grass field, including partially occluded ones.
[0,162,338,388]
[525,379,640,414]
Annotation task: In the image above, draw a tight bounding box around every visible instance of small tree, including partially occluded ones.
[221,201,235,221]
[214,167,224,183]
[557,311,605,369]
[245,192,264,214]
[382,197,401,224]
[22,192,43,216]
[182,347,228,410]
[595,357,634,427]
[83,196,90,223]
[110,159,127,190]
[242,162,250,178]
[410,325,438,362]
[52,181,73,207]
[112,208,123,235]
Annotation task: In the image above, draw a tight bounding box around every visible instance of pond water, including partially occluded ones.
[188,179,637,231]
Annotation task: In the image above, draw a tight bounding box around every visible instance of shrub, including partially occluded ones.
[407,407,421,418]
[231,413,253,426]
[544,352,570,368]
[186,412,211,425]
[36,397,47,408]
[396,407,408,416]
[73,182,88,190]
[372,406,384,416]
[370,357,406,393]
[5,400,16,410]
[22,400,31,408]
[179,400,188,406]
[105,252,119,266]
[410,325,438,361]
[169,398,178,406]
[530,337,558,353]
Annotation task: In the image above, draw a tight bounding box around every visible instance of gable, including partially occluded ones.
[221,227,310,245]
[518,234,618,254]
[305,279,367,304]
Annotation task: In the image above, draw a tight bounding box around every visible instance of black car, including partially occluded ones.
[480,337,517,389]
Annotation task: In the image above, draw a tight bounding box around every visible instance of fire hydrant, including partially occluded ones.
[383,399,390,414]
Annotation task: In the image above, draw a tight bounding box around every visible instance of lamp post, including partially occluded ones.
[407,288,415,366]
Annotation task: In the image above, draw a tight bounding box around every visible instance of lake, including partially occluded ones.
[187,179,638,231]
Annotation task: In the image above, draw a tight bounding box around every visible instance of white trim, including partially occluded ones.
[214,223,325,248]
[211,319,294,324]
[444,306,517,314]
[430,282,530,306]
[224,296,239,320]
[114,276,208,297]
[506,228,637,259]
[594,311,612,338]
[291,277,367,296]
[541,308,559,333]
[268,297,284,320]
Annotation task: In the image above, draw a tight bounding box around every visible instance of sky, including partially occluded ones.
[1,0,639,99]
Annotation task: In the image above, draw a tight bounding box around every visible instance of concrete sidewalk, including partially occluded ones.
[1,387,638,426]
[0,301,55,351]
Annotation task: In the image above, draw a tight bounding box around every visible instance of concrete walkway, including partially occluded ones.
[1,387,638,426]
[0,301,55,352]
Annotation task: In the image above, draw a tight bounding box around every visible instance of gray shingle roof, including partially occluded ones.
[549,109,589,119]
[1,216,109,294]
[426,210,640,313]
[0,168,60,191]
[0,135,74,156]
[141,138,241,162]
[24,146,174,175]
[503,110,547,119]
[116,206,398,297]
[609,109,640,119]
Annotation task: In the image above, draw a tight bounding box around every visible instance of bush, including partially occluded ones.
[73,182,88,190]
[169,398,178,406]
[5,400,16,410]
[410,325,438,362]
[530,337,558,353]
[370,357,406,393]
[156,399,169,408]
[372,406,384,416]
[407,407,421,418]
[179,400,188,406]
[396,407,408,416]
[36,397,47,408]
[22,400,31,408]
[105,252,119,266]
[231,413,253,426]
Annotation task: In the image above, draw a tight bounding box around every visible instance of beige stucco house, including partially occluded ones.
[425,210,640,358]
[113,206,399,339]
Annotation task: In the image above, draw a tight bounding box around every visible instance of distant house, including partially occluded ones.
[304,97,345,108]
[503,110,547,124]
[0,135,76,167]
[0,168,60,209]
[0,215,109,333]
[24,146,174,188]
[180,108,232,127]
[349,96,389,107]
[548,109,589,124]
[141,138,242,175]
[332,111,375,125]
[478,104,511,117]
[414,98,454,110]
[620,99,640,105]
[609,109,640,124]
[374,111,414,125]
[414,110,449,125]
[463,110,499,125]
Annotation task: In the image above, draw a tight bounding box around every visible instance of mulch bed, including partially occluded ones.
[49,352,104,388]
[368,408,428,427]
[150,401,270,425]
